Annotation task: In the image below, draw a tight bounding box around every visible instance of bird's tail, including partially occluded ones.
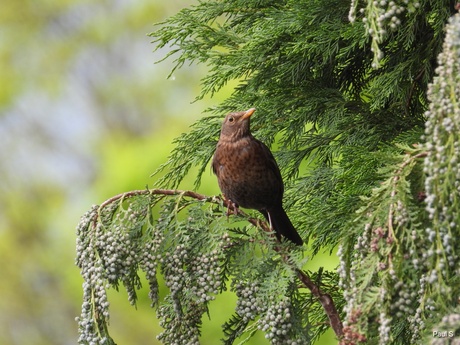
[261,207,303,245]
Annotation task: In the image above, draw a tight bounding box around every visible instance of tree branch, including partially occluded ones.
[296,270,344,338]
[92,188,344,339]
[405,68,425,113]
[388,150,428,241]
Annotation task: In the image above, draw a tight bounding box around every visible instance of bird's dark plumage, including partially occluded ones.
[212,108,303,245]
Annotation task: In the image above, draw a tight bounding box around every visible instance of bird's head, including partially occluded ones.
[219,108,256,141]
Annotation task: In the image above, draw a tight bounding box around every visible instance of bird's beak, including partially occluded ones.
[242,108,256,120]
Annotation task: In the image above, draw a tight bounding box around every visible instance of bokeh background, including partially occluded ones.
[0,1,336,344]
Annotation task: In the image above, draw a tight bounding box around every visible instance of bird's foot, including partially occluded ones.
[225,199,239,218]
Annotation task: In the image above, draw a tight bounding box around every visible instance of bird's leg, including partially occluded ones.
[266,211,281,246]
[223,195,239,218]
[230,200,239,217]
[263,210,282,244]
[266,211,274,230]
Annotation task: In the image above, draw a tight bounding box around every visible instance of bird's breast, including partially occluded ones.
[212,138,283,210]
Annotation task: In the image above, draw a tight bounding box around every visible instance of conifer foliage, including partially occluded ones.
[76,1,460,344]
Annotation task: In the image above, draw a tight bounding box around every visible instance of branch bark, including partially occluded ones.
[296,270,344,338]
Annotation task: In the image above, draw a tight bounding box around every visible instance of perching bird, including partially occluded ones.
[212,108,303,245]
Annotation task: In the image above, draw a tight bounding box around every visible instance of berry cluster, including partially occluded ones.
[96,209,144,305]
[76,202,153,344]
[156,302,202,345]
[161,244,188,312]
[378,309,391,345]
[259,298,295,345]
[190,250,222,303]
[76,208,112,345]
[140,229,164,306]
[157,240,224,344]
[349,0,421,66]
[423,12,460,269]
[234,282,262,322]
[390,281,417,318]
[421,14,460,333]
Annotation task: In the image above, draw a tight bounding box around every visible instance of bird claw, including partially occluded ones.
[225,198,239,218]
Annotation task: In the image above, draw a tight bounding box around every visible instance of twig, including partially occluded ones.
[296,270,344,338]
[387,150,428,242]
[92,188,344,339]
[406,68,425,112]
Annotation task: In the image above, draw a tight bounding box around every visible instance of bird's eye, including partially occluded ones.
[228,116,235,123]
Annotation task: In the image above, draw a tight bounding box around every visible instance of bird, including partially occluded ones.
[212,108,303,245]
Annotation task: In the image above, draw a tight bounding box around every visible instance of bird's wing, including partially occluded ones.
[255,139,284,192]
[211,144,221,176]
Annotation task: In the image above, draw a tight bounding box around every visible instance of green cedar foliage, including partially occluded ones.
[76,0,460,344]
[76,191,315,345]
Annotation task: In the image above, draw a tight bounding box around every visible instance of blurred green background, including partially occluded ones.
[0,1,337,344]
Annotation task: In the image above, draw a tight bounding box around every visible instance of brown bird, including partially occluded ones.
[212,108,303,245]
